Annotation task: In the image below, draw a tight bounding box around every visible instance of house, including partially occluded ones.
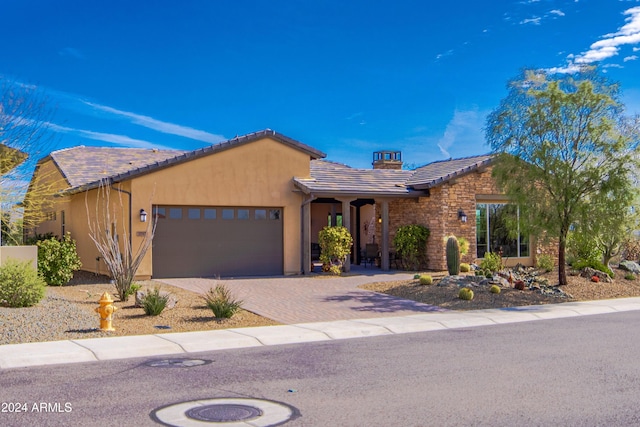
[28,129,549,279]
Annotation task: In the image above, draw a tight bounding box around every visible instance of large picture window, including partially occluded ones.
[476,203,529,258]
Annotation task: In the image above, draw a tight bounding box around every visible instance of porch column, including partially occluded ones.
[377,199,390,271]
[338,197,356,272]
[302,197,313,274]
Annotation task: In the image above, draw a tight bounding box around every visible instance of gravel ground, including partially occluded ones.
[0,271,279,345]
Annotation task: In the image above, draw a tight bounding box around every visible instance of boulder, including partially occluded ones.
[135,290,178,309]
[619,260,640,274]
[579,267,613,283]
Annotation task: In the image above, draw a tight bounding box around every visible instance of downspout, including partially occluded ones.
[301,194,317,274]
[110,185,132,247]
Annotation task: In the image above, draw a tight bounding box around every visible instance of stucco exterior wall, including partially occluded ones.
[384,166,539,271]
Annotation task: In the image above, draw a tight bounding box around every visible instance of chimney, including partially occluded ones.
[372,150,402,170]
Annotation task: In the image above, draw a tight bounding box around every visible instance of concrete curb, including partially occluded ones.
[2,297,640,370]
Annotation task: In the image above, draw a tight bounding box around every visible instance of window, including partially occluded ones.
[169,208,182,219]
[188,208,200,219]
[327,213,342,227]
[237,209,249,220]
[222,209,234,219]
[476,203,529,258]
[255,209,267,220]
[204,209,216,219]
[269,209,281,220]
[153,207,166,219]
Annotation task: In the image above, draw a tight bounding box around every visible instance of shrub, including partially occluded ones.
[203,284,243,318]
[413,274,421,279]
[536,254,554,272]
[126,283,142,299]
[624,272,636,280]
[566,231,602,266]
[318,226,353,275]
[457,237,470,256]
[460,263,470,273]
[141,287,169,316]
[0,260,46,307]
[572,259,614,278]
[485,270,493,279]
[393,225,430,271]
[490,285,501,294]
[419,275,433,285]
[480,252,502,273]
[37,233,82,286]
[458,287,474,300]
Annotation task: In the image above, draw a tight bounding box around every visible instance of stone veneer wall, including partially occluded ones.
[378,165,552,271]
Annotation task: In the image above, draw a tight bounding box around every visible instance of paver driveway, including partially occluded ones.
[158,267,445,324]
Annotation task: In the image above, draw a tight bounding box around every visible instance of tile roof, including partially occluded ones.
[45,129,326,192]
[406,154,494,189]
[294,160,418,196]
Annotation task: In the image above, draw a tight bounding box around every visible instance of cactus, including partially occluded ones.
[413,274,421,279]
[458,287,474,300]
[446,236,460,276]
[419,275,433,285]
[490,285,501,294]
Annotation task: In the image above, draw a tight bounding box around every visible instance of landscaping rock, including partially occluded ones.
[135,290,178,309]
[579,267,613,283]
[619,260,640,274]
[437,275,484,287]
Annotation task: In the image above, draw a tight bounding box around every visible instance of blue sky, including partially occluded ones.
[2,0,640,169]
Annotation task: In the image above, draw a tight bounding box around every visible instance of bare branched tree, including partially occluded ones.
[86,180,156,301]
[1,78,60,245]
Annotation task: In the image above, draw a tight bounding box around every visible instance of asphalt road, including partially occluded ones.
[2,311,640,426]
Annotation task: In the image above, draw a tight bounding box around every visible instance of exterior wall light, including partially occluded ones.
[458,209,467,223]
[140,209,148,223]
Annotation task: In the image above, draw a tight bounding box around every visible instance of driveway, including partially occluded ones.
[157,267,445,324]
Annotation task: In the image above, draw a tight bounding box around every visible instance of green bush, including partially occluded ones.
[413,274,421,279]
[536,254,554,272]
[126,283,142,299]
[480,252,502,273]
[141,287,170,316]
[572,259,614,278]
[460,263,470,273]
[318,226,353,275]
[37,233,82,286]
[458,287,474,300]
[566,231,602,266]
[485,270,493,278]
[393,224,430,271]
[419,275,433,285]
[203,284,243,318]
[490,285,501,294]
[0,260,46,307]
[624,272,636,280]
[457,237,469,256]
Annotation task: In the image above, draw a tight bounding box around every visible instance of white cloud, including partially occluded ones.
[45,122,174,150]
[550,6,640,72]
[80,101,226,144]
[624,55,638,61]
[435,49,454,60]
[437,109,486,158]
[520,16,542,25]
[550,10,565,17]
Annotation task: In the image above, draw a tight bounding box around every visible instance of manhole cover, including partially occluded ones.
[145,358,211,368]
[186,404,262,422]
[152,397,297,426]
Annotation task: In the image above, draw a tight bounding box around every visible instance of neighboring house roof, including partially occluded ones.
[43,129,326,193]
[406,154,494,189]
[294,160,418,197]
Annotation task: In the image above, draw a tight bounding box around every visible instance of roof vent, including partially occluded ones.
[373,150,402,170]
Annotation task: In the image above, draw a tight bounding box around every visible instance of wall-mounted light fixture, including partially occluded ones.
[458,209,467,223]
[377,216,382,224]
[140,209,148,223]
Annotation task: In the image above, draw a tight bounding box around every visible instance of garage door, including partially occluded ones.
[152,206,283,278]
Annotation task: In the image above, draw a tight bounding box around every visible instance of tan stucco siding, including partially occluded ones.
[29,160,71,239]
[131,137,310,277]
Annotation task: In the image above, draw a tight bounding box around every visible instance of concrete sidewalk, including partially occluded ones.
[2,297,640,370]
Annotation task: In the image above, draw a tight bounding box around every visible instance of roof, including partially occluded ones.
[294,154,495,197]
[294,160,418,197]
[45,129,326,192]
[406,154,494,189]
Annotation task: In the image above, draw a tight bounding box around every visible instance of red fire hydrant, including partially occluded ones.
[95,292,118,331]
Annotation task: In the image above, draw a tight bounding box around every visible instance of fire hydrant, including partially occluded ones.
[95,292,118,331]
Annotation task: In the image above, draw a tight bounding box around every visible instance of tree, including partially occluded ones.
[86,180,156,301]
[1,78,61,245]
[486,67,640,286]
